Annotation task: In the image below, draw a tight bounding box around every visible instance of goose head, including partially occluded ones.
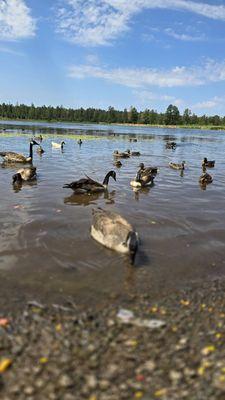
[126,231,138,264]
[139,163,145,170]
[12,173,22,184]
[30,139,39,146]
[103,170,116,187]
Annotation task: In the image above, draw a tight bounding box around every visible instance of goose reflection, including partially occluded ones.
[132,185,153,201]
[64,190,116,206]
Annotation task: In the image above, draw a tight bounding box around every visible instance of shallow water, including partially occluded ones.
[1,121,225,310]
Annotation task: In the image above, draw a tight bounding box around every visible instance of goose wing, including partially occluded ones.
[63,175,103,191]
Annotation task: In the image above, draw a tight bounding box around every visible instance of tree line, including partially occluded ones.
[0,103,224,126]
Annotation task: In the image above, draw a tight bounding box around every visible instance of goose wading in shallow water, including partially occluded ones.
[166,142,177,149]
[77,139,82,145]
[199,172,213,185]
[63,170,116,194]
[169,161,185,170]
[12,166,37,183]
[202,158,215,168]
[52,141,65,149]
[0,140,39,163]
[91,208,139,264]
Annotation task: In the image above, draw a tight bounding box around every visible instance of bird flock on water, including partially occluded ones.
[0,135,215,265]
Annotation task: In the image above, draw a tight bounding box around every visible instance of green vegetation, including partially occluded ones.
[0,102,224,128]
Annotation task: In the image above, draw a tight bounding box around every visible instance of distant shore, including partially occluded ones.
[0,117,225,132]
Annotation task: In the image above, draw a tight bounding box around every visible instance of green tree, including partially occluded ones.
[165,104,180,125]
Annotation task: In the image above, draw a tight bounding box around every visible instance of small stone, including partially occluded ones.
[99,380,110,390]
[24,386,35,396]
[86,375,97,389]
[169,370,182,383]
[58,374,73,388]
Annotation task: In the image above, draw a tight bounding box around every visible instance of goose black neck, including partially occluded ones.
[29,142,33,159]
[103,172,112,186]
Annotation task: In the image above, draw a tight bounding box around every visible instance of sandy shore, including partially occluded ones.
[0,279,225,399]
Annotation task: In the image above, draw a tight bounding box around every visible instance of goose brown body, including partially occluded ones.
[12,167,37,183]
[0,140,38,163]
[169,161,185,170]
[91,208,138,263]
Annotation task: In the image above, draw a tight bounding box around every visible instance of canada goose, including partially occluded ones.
[0,139,39,163]
[91,208,138,264]
[169,161,185,170]
[127,150,141,156]
[202,158,215,168]
[52,141,65,149]
[138,163,158,175]
[166,142,177,149]
[199,172,213,185]
[114,160,122,167]
[37,146,44,154]
[12,166,37,183]
[113,150,130,159]
[130,169,155,188]
[129,138,137,142]
[63,170,116,194]
[77,139,82,145]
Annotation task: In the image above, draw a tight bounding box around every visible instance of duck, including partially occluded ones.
[63,170,116,194]
[113,150,130,159]
[169,161,185,170]
[166,142,177,149]
[126,149,141,156]
[12,166,37,184]
[0,139,39,163]
[199,172,213,185]
[37,146,45,154]
[138,162,158,175]
[202,158,215,168]
[77,139,83,145]
[130,169,155,188]
[91,208,138,264]
[113,160,122,167]
[52,141,65,149]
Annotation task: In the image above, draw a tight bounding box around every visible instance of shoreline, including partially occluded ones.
[1,277,225,399]
[0,118,225,132]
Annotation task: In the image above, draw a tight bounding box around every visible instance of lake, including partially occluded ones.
[0,120,225,310]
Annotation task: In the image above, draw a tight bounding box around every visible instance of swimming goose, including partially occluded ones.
[202,158,215,168]
[138,163,158,175]
[130,169,155,188]
[199,172,213,185]
[0,140,39,163]
[113,160,122,167]
[63,170,116,194]
[37,146,45,154]
[166,142,177,149]
[113,150,130,158]
[126,149,141,156]
[169,161,185,170]
[12,166,37,183]
[52,141,65,149]
[91,208,138,264]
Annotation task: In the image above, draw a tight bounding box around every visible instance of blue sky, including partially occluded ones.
[1,0,225,115]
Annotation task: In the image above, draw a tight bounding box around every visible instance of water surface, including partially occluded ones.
[0,122,225,310]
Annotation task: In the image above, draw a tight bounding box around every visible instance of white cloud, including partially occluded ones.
[57,0,225,46]
[0,0,36,41]
[68,59,225,88]
[165,27,205,41]
[193,96,225,110]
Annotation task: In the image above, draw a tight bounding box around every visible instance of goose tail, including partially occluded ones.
[63,183,72,189]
